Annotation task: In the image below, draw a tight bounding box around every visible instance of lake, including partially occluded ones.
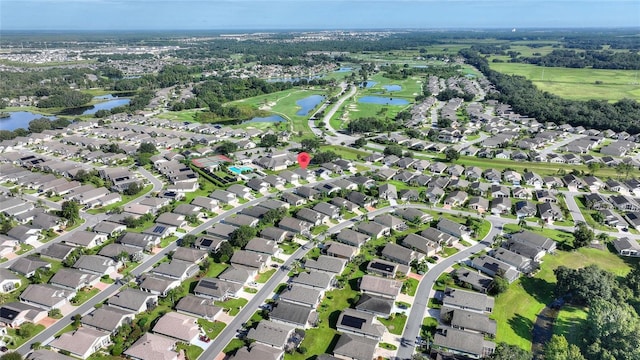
[296,95,325,116]
[334,67,353,72]
[383,85,402,92]
[358,96,410,105]
[0,112,57,131]
[60,96,131,116]
[243,115,286,123]
[360,81,378,88]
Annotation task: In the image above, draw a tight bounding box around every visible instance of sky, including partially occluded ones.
[1,0,639,31]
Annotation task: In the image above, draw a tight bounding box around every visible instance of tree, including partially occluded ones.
[123,182,143,196]
[353,137,367,148]
[28,118,53,133]
[180,234,197,248]
[573,222,594,248]
[383,144,403,157]
[545,335,585,360]
[444,148,460,162]
[216,141,238,155]
[590,211,604,224]
[17,322,37,338]
[229,225,256,248]
[311,151,338,164]
[585,299,640,360]
[59,201,80,225]
[0,353,23,360]
[554,265,617,306]
[587,162,601,175]
[616,161,634,179]
[215,241,234,263]
[300,138,321,152]
[490,343,532,360]
[137,142,157,154]
[489,273,510,295]
[259,134,279,148]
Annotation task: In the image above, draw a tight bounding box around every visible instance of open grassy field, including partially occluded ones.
[489,62,640,101]
[232,87,329,135]
[552,305,588,347]
[493,246,633,350]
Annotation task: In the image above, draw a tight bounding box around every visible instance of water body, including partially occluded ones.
[360,81,378,88]
[243,115,286,123]
[383,85,402,92]
[358,96,410,105]
[334,67,353,72]
[0,112,57,131]
[413,65,428,68]
[296,95,325,116]
[60,96,131,116]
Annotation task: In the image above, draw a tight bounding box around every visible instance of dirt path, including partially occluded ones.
[531,305,559,359]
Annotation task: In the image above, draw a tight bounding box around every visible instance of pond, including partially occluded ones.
[360,81,378,88]
[59,95,131,116]
[243,115,286,123]
[383,85,402,92]
[334,67,353,72]
[358,96,410,105]
[0,111,57,131]
[295,95,325,116]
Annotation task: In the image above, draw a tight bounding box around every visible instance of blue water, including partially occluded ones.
[93,94,117,100]
[0,112,57,131]
[334,67,352,72]
[244,115,286,123]
[82,98,131,115]
[413,65,428,68]
[360,81,378,88]
[296,95,325,116]
[229,166,254,174]
[358,96,410,105]
[383,85,402,92]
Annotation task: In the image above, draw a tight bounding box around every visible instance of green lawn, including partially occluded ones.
[441,247,459,257]
[214,298,248,316]
[279,241,300,255]
[421,316,439,339]
[223,339,246,355]
[378,313,407,335]
[255,269,276,283]
[231,88,329,136]
[401,278,419,296]
[176,343,203,360]
[6,324,46,349]
[319,145,371,160]
[489,62,640,101]
[493,247,633,350]
[552,305,588,347]
[311,225,329,236]
[197,319,226,340]
[71,287,100,305]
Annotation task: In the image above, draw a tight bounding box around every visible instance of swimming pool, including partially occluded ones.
[229,166,254,174]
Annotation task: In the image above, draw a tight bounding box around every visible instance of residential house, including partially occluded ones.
[108,289,158,314]
[612,237,640,257]
[358,274,402,300]
[336,308,385,341]
[19,284,74,310]
[193,278,242,301]
[437,218,469,239]
[49,327,111,359]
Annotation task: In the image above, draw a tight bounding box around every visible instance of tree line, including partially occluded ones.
[518,49,640,70]
[461,49,640,133]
